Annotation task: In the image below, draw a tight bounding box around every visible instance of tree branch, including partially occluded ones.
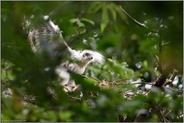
[120,6,148,29]
[120,6,159,33]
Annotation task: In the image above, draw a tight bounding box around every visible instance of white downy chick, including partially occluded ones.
[28,16,104,92]
[55,49,104,92]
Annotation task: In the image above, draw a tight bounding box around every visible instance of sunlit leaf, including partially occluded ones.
[81,18,95,25]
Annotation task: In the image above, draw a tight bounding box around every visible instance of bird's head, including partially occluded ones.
[71,49,104,66]
[81,50,104,64]
[81,50,94,64]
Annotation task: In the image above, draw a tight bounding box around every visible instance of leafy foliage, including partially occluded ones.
[1,1,183,122]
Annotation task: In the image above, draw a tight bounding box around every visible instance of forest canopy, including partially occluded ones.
[1,1,183,122]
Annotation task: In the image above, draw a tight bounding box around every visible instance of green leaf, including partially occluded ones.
[143,60,148,68]
[77,21,85,28]
[71,72,100,92]
[59,111,73,122]
[100,23,107,33]
[70,18,85,28]
[107,59,134,79]
[115,6,128,24]
[107,3,117,21]
[88,2,102,13]
[101,4,109,32]
[81,18,95,25]
[45,111,57,121]
[149,114,159,122]
[70,18,78,24]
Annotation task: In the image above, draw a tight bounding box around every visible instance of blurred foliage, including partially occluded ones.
[1,1,183,122]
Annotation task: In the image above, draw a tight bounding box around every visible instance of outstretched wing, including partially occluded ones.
[28,18,104,64]
[28,19,71,60]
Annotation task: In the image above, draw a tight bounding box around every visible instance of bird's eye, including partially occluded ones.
[83,53,90,57]
[85,53,90,56]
